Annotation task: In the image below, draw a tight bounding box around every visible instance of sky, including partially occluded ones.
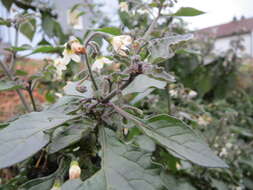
[174,0,253,29]
[102,0,253,30]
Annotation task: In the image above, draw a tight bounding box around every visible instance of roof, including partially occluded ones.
[195,17,253,39]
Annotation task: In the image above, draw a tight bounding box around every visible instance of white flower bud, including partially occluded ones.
[69,161,81,179]
[123,128,128,136]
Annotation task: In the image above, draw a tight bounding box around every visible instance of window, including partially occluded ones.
[67,9,84,30]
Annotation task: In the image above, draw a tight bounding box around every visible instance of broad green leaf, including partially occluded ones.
[122,74,166,95]
[32,46,63,54]
[113,106,228,168]
[48,121,93,154]
[64,80,94,98]
[0,110,78,169]
[95,27,122,35]
[211,179,229,190]
[20,18,36,41]
[1,0,14,11]
[161,172,197,190]
[148,34,193,64]
[42,14,55,37]
[62,128,167,190]
[173,7,205,17]
[0,80,23,91]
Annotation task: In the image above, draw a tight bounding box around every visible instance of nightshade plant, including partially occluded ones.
[0,0,228,189]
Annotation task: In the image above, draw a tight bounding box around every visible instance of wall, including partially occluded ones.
[214,33,253,57]
[52,0,92,37]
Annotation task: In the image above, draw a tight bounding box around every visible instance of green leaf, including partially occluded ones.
[173,7,205,17]
[5,44,32,52]
[32,46,63,54]
[95,27,122,35]
[161,172,197,190]
[0,80,23,91]
[64,80,94,98]
[0,17,11,27]
[0,110,78,169]
[48,121,92,154]
[20,18,36,41]
[113,106,228,168]
[1,0,14,11]
[42,14,55,37]
[148,34,193,64]
[122,74,166,95]
[62,128,167,190]
[16,69,28,76]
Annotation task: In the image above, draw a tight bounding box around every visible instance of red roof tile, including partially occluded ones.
[195,17,253,39]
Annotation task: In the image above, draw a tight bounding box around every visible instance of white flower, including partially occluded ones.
[119,2,129,12]
[62,48,81,64]
[111,35,132,56]
[62,36,85,65]
[53,58,68,79]
[69,161,81,179]
[188,90,198,99]
[219,147,228,157]
[92,57,113,72]
[169,89,178,97]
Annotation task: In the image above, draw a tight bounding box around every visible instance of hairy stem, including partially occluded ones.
[82,54,98,91]
[27,83,37,111]
[0,60,31,112]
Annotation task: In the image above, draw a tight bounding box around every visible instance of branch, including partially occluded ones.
[0,60,31,112]
[102,73,137,103]
[142,4,163,41]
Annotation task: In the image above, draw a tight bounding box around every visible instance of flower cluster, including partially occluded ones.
[110,35,132,56]
[53,37,85,79]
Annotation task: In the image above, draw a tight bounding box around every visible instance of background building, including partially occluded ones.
[196,17,253,57]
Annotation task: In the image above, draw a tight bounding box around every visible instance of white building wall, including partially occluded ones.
[214,33,253,57]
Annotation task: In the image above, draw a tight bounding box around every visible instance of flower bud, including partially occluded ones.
[69,161,81,179]
[123,128,128,136]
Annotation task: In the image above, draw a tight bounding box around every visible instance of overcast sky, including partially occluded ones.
[102,0,253,30]
[174,0,253,29]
